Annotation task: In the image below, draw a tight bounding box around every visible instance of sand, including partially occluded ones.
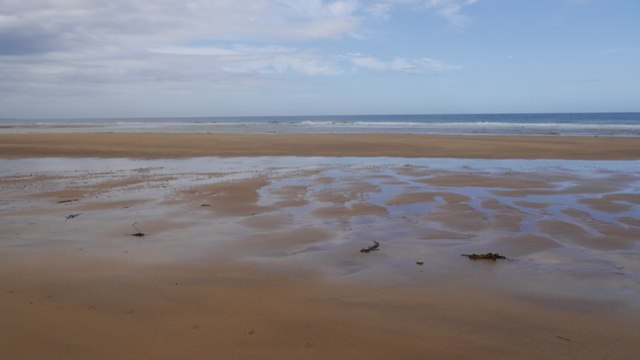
[1,133,640,159]
[3,257,639,360]
[1,134,640,359]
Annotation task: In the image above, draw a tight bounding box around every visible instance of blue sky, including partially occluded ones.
[0,0,638,119]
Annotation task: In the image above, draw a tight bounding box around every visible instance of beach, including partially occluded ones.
[2,133,640,359]
[2,133,640,159]
[4,0,639,356]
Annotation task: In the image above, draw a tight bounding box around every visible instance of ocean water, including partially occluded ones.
[2,112,640,136]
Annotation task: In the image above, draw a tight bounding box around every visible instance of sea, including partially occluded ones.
[2,112,640,136]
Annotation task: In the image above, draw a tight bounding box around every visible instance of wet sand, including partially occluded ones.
[1,147,640,358]
[1,132,640,159]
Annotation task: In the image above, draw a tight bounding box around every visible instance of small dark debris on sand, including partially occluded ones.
[360,240,380,253]
[130,222,146,237]
[461,253,508,261]
[201,204,211,207]
[57,199,79,204]
[65,213,82,221]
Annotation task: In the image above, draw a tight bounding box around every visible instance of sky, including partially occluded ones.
[0,0,638,119]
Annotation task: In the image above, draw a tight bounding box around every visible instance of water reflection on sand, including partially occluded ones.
[1,157,639,307]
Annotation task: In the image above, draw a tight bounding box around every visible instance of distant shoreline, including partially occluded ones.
[2,111,639,121]
[1,112,639,136]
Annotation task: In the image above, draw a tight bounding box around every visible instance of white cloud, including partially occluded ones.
[0,0,364,53]
[366,0,478,26]
[426,0,479,28]
[153,45,344,76]
[347,53,461,73]
[365,3,394,18]
[349,53,390,71]
[417,57,463,71]
[0,0,469,103]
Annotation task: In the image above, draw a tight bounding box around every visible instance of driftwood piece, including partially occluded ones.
[360,241,380,253]
[461,253,507,261]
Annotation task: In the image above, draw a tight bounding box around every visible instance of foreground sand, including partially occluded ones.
[3,256,639,359]
[1,137,640,359]
[1,133,640,159]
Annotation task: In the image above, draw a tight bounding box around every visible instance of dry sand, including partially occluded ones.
[1,135,640,359]
[3,256,639,360]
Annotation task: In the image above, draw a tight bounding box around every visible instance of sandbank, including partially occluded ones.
[1,133,640,159]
